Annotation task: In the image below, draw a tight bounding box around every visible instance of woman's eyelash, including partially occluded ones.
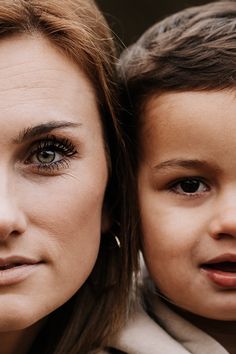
[25,135,78,173]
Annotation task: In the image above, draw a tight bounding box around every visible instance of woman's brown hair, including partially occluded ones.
[0,0,138,353]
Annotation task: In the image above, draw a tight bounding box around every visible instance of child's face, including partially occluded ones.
[138,90,236,320]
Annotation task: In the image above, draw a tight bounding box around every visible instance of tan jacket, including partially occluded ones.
[108,289,229,354]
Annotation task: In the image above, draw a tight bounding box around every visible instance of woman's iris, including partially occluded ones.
[36,150,56,164]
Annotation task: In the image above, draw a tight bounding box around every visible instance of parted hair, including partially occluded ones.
[0,0,138,353]
[119,0,236,168]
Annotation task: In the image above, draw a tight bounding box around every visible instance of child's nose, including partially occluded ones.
[208,205,236,240]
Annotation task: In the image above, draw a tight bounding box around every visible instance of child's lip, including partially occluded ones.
[201,253,236,288]
[203,253,236,264]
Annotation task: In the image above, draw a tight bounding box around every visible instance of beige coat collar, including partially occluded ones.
[110,291,229,354]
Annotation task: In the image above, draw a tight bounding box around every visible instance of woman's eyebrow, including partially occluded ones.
[153,159,221,173]
[13,121,81,144]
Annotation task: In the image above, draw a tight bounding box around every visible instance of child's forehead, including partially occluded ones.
[139,91,194,138]
[138,89,236,161]
[141,89,236,130]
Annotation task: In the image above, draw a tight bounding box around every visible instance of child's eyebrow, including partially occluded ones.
[153,159,221,173]
[13,121,81,144]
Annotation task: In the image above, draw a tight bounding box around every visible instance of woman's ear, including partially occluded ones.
[101,207,121,249]
[101,206,112,233]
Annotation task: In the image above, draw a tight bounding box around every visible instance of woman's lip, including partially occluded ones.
[0,256,39,267]
[201,267,236,288]
[0,256,42,286]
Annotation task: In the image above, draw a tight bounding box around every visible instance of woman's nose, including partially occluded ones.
[208,203,236,240]
[0,189,26,242]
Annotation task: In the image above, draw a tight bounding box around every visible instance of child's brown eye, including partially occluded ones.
[171,178,208,195]
[179,180,201,193]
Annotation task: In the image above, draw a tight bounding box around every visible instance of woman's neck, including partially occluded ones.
[0,321,44,354]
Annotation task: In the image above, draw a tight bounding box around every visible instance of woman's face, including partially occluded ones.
[138,90,236,320]
[0,34,108,330]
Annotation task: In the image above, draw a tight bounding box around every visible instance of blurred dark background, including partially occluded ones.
[97,0,216,47]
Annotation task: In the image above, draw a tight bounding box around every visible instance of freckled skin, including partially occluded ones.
[0,33,108,345]
[138,91,236,320]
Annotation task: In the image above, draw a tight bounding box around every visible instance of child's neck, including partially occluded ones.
[171,303,236,354]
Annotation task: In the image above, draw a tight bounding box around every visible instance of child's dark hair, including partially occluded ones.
[119,1,236,123]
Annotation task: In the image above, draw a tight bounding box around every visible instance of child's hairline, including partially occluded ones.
[134,86,236,125]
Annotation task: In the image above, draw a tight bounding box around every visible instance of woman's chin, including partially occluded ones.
[0,300,46,332]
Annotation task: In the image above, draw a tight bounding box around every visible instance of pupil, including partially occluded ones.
[37,150,55,163]
[180,180,199,193]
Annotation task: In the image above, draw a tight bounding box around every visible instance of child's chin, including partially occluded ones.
[170,299,236,322]
[195,306,236,321]
[209,311,236,321]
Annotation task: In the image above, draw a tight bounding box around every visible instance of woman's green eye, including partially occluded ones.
[35,150,57,164]
[25,135,78,173]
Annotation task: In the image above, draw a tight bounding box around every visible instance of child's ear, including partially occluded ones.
[101,206,112,233]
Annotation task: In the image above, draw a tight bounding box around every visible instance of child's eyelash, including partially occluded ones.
[167,177,210,197]
[25,135,78,173]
